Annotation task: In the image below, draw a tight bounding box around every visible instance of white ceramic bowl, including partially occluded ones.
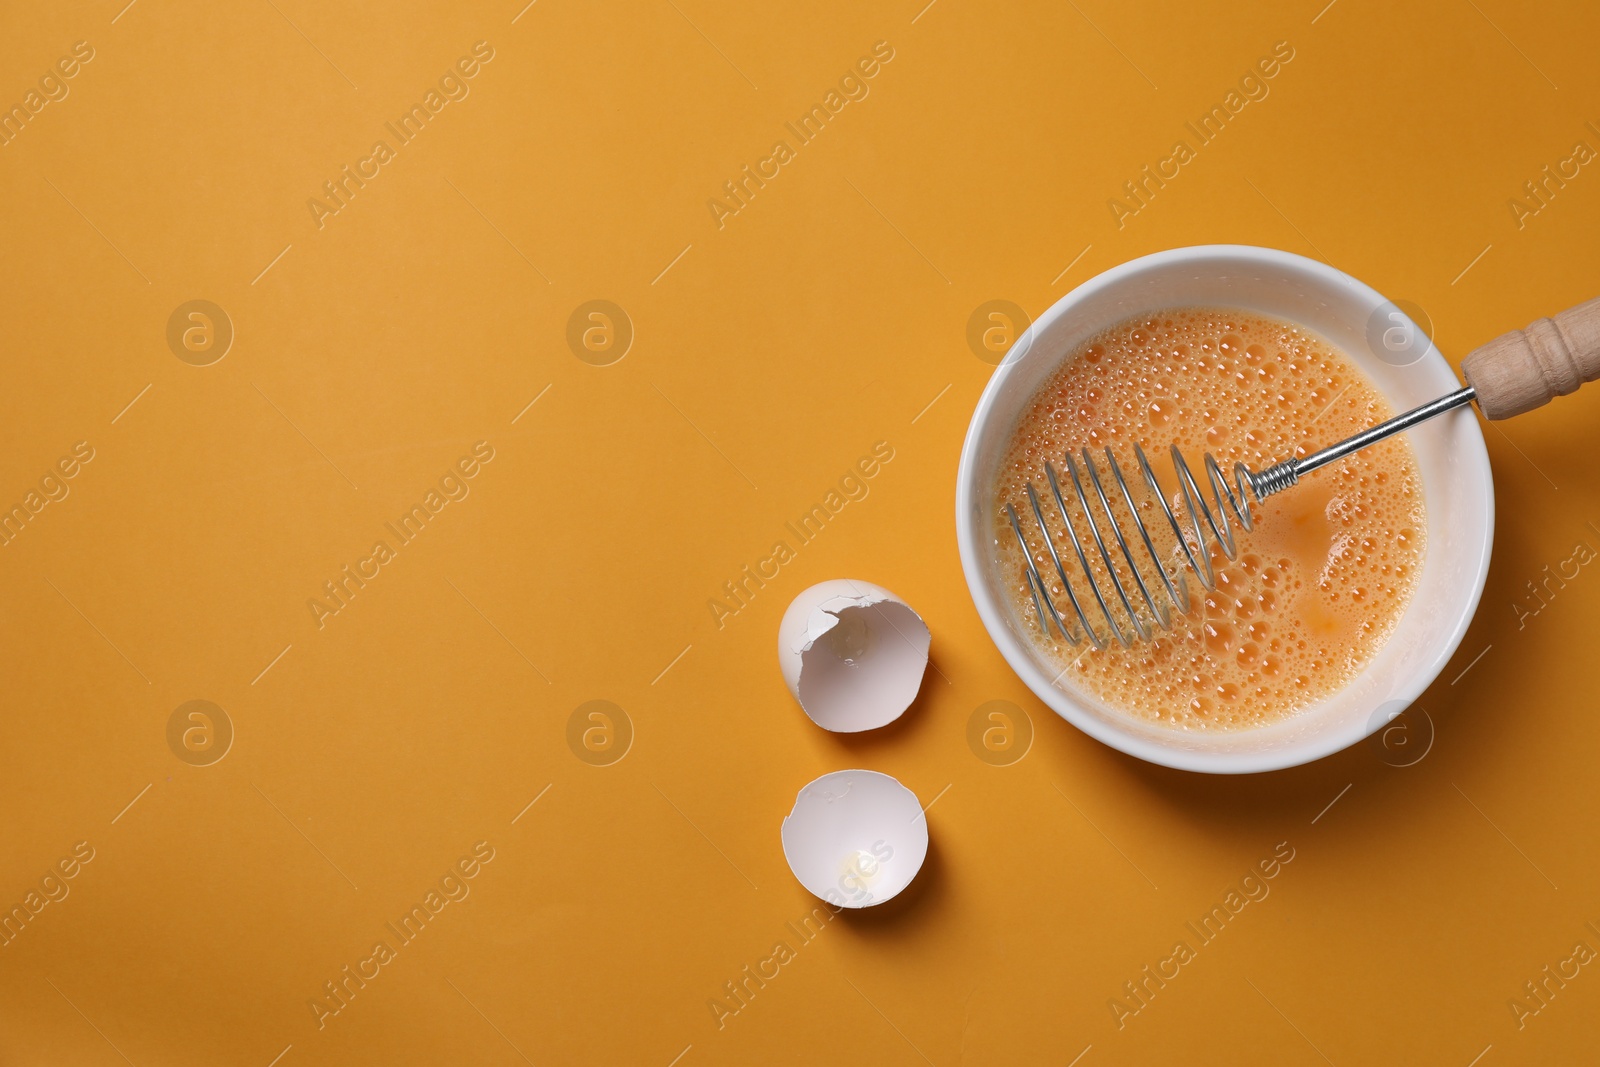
[955,246,1494,773]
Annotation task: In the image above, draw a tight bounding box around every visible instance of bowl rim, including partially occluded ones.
[953,244,1495,773]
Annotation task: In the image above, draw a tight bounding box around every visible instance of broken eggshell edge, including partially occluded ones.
[776,579,931,732]
[780,769,930,909]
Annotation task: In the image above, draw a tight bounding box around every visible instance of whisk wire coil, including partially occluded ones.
[1008,444,1271,647]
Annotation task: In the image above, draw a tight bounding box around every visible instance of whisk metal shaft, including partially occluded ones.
[1009,384,1479,649]
[1244,386,1478,501]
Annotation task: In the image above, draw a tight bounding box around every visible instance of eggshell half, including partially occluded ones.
[776,579,930,732]
[780,769,929,908]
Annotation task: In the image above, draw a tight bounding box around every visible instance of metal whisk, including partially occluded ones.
[1006,296,1600,650]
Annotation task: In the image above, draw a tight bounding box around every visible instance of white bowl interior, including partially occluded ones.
[956,246,1494,773]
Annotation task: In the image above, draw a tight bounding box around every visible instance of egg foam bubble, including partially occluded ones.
[994,307,1426,731]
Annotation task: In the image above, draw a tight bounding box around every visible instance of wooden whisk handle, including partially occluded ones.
[1461,296,1600,419]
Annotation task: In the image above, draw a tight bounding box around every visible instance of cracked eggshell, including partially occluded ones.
[780,770,928,908]
[777,579,930,732]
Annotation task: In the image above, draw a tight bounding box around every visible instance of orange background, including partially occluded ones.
[2,0,1598,1063]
